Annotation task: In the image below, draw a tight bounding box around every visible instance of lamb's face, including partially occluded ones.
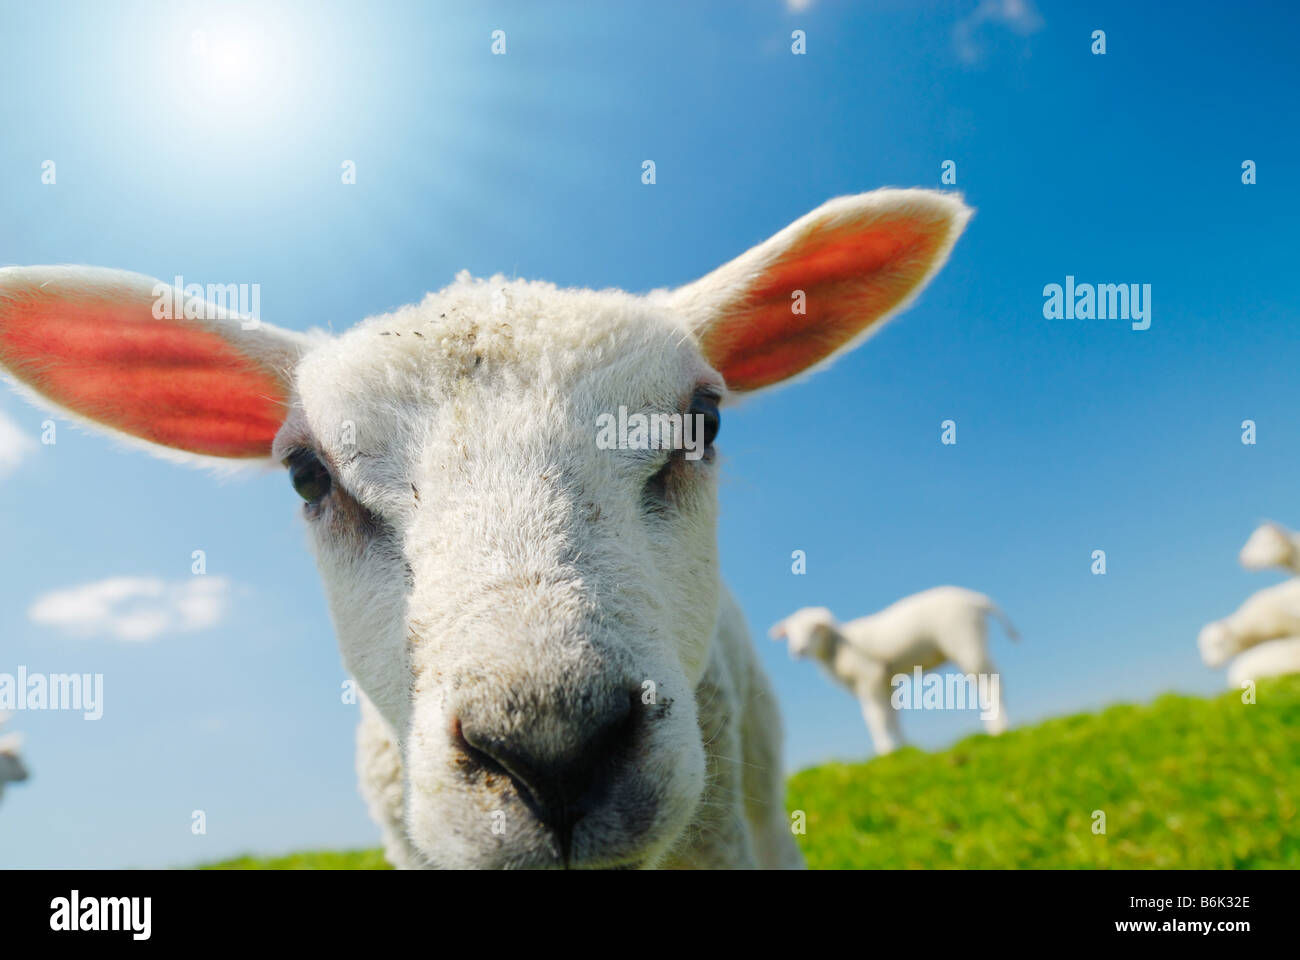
[275,277,720,868]
[0,749,27,786]
[1198,621,1238,668]
[771,606,838,661]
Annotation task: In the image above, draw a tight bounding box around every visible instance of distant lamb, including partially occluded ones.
[1199,578,1300,669]
[0,713,28,801]
[770,586,1016,755]
[1226,636,1300,689]
[1239,522,1300,575]
[0,188,971,868]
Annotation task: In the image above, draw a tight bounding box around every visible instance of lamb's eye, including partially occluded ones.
[691,393,720,447]
[287,449,332,505]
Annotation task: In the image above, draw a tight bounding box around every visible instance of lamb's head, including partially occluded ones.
[0,721,28,790]
[0,752,26,784]
[1240,522,1296,572]
[769,606,841,662]
[1198,620,1239,668]
[286,279,728,868]
[0,188,970,867]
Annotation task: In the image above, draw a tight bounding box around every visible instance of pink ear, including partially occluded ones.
[0,267,307,460]
[672,190,971,392]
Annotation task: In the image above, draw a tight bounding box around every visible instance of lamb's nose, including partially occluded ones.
[454,689,637,860]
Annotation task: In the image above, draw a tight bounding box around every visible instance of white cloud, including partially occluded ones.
[28,576,231,642]
[0,409,36,479]
[954,0,1044,64]
[786,0,815,11]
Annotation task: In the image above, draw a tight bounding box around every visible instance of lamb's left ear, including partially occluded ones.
[768,620,789,641]
[671,189,971,393]
[0,266,312,463]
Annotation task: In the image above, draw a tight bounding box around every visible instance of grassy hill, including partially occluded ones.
[202,849,391,870]
[202,676,1300,870]
[790,676,1300,868]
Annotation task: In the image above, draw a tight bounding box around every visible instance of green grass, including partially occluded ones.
[201,676,1300,869]
[201,849,392,870]
[789,675,1300,868]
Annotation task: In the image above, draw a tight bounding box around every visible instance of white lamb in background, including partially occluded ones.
[0,188,971,869]
[1199,578,1300,669]
[1238,522,1300,574]
[770,586,1017,756]
[0,713,28,801]
[1226,636,1300,689]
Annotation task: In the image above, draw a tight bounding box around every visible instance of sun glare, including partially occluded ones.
[192,26,263,102]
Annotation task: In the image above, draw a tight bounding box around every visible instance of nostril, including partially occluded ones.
[451,715,512,780]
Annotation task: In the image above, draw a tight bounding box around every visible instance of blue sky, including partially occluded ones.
[1,0,1298,868]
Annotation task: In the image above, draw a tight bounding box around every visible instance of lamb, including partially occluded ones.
[1225,636,1300,689]
[0,713,28,802]
[770,586,1016,756]
[0,188,970,869]
[1198,577,1300,669]
[1238,522,1300,575]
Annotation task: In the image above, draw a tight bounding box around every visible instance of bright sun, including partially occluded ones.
[191,26,264,103]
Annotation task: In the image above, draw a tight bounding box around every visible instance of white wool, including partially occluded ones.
[287,274,768,867]
[1199,577,1300,669]
[1225,636,1300,688]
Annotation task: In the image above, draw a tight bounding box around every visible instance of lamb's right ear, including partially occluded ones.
[670,189,971,393]
[768,620,789,641]
[0,266,313,463]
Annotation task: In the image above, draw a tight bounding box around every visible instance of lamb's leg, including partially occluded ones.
[980,669,1009,735]
[953,650,1008,735]
[860,689,901,755]
[356,693,422,869]
[948,622,1008,736]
